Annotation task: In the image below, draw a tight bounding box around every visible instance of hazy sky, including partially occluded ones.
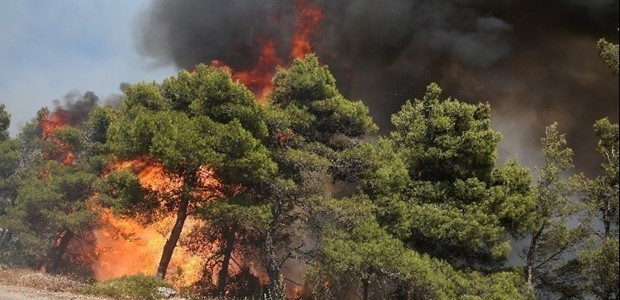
[0,0,176,135]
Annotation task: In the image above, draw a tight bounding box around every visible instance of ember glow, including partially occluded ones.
[211,0,323,101]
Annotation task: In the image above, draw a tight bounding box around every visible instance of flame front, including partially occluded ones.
[92,209,205,288]
[92,158,219,288]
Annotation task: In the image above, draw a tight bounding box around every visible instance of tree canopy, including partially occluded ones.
[0,50,617,300]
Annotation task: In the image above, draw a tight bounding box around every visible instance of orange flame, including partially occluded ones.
[38,109,74,165]
[211,0,323,101]
[212,39,281,102]
[39,109,68,140]
[92,209,205,288]
[291,0,323,59]
[91,158,221,288]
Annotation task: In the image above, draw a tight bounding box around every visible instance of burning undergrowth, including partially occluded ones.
[34,99,217,291]
[34,73,284,296]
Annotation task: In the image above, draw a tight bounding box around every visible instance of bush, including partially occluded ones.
[82,275,174,299]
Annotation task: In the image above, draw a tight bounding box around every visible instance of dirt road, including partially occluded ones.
[0,284,106,300]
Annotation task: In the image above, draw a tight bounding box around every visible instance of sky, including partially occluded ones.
[0,0,176,135]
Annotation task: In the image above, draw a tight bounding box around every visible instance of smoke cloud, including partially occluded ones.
[136,0,619,173]
[52,91,99,126]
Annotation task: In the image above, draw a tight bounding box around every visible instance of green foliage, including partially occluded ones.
[390,83,500,182]
[271,54,339,106]
[489,158,536,235]
[308,82,534,298]
[86,105,115,145]
[107,65,276,187]
[524,123,588,295]
[569,118,620,299]
[587,118,619,237]
[0,137,20,206]
[310,195,530,300]
[0,160,99,266]
[100,169,150,217]
[0,103,10,142]
[578,239,619,299]
[0,107,105,269]
[83,275,174,300]
[597,38,619,76]
[164,65,268,139]
[362,83,533,265]
[259,55,379,298]
[105,63,280,284]
[270,54,377,146]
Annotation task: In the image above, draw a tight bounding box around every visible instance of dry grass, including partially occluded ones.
[0,266,87,293]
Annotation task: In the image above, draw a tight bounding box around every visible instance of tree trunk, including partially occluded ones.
[40,230,74,273]
[603,197,611,239]
[216,227,236,296]
[526,224,544,288]
[265,197,284,300]
[156,193,190,279]
[362,278,369,300]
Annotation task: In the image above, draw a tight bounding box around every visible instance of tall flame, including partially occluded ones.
[291,0,323,59]
[92,209,205,288]
[211,0,323,101]
[91,158,219,288]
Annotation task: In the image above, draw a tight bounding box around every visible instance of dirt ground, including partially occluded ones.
[0,268,107,300]
[0,284,108,300]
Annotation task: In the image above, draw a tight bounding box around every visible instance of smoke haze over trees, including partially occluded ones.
[0,1,618,299]
[0,51,618,299]
[137,0,619,172]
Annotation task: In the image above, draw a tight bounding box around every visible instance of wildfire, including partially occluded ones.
[291,0,324,59]
[38,109,75,165]
[91,157,221,288]
[210,0,323,101]
[211,39,281,102]
[39,109,68,140]
[92,209,205,288]
[74,1,324,295]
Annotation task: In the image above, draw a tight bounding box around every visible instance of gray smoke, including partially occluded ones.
[137,0,619,174]
[52,91,99,126]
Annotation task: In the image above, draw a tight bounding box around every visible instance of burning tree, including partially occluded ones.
[0,105,105,272]
[102,54,377,297]
[105,64,277,284]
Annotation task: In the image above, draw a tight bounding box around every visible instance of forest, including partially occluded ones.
[0,40,618,300]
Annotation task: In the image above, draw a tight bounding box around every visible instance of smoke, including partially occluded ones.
[52,90,99,126]
[136,0,298,70]
[136,0,619,174]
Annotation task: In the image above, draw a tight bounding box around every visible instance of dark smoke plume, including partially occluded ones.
[137,0,619,173]
[52,91,99,126]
